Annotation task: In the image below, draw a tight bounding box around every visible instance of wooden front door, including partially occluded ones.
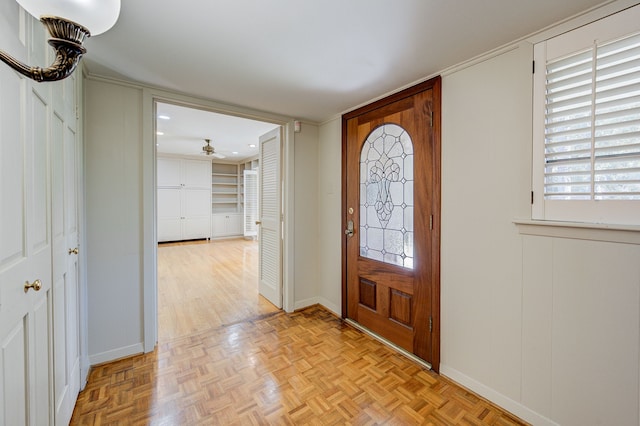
[342,77,441,371]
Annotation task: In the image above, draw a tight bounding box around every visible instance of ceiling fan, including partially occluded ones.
[202,139,225,158]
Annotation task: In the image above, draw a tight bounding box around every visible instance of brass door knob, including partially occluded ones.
[24,279,42,293]
[255,221,262,225]
[68,247,79,255]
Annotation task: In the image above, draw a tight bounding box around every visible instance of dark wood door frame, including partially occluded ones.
[341,76,441,372]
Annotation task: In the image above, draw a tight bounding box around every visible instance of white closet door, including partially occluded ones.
[182,189,211,239]
[244,170,258,237]
[258,128,282,308]
[157,188,182,242]
[0,71,53,425]
[182,159,211,188]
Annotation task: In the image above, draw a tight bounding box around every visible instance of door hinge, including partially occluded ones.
[531,191,534,205]
[429,316,433,333]
[429,111,433,127]
[429,214,433,230]
[532,60,535,74]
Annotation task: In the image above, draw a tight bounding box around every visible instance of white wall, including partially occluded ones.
[293,123,320,309]
[84,79,145,363]
[439,42,532,407]
[317,118,342,315]
[83,79,323,362]
[316,15,640,426]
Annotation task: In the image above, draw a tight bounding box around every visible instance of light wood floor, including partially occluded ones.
[70,239,528,425]
[156,238,279,341]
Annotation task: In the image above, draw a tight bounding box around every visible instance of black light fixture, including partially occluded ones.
[0,0,120,82]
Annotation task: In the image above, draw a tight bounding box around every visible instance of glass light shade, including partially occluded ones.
[16,0,121,35]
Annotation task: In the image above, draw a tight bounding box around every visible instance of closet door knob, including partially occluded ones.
[68,247,79,255]
[24,279,42,293]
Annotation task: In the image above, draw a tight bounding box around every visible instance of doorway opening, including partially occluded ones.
[153,100,283,343]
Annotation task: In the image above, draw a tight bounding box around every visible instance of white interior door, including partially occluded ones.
[0,69,53,424]
[258,128,282,308]
[50,73,82,425]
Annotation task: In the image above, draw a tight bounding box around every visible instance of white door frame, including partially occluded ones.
[140,88,295,352]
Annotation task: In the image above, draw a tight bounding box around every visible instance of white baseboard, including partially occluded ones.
[89,343,144,366]
[440,364,558,426]
[294,297,319,311]
[317,297,341,316]
[294,297,341,317]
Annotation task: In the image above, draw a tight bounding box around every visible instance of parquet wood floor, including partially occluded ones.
[70,239,528,425]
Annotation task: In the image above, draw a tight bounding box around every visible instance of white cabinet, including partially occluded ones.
[211,213,243,238]
[159,157,210,188]
[157,157,211,242]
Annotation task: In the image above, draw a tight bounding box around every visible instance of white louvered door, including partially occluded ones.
[244,169,258,238]
[258,128,282,308]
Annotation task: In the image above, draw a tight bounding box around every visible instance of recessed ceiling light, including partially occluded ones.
[249,144,256,148]
[232,151,239,155]
[156,131,164,136]
[158,115,170,120]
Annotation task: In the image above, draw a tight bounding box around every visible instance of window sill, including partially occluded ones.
[513,220,640,245]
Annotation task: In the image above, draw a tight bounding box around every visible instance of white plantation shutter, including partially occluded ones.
[533,5,640,225]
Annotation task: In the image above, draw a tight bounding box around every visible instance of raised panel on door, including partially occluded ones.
[157,157,181,187]
[183,217,211,240]
[228,214,243,235]
[182,159,211,188]
[1,322,28,425]
[211,214,228,237]
[182,189,210,239]
[157,188,182,241]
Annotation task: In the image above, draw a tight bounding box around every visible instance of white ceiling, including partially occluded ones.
[82,0,611,156]
[155,102,278,161]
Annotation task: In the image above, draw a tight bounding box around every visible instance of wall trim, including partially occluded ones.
[89,343,144,366]
[514,219,640,245]
[440,364,559,426]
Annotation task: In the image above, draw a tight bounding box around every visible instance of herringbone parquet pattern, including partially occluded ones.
[71,306,527,425]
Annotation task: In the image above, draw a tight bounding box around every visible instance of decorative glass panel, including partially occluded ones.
[360,124,414,269]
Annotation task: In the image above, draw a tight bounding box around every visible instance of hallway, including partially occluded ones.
[70,240,526,424]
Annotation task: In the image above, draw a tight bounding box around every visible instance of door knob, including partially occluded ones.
[255,221,262,225]
[24,279,42,293]
[345,220,354,237]
[68,247,79,255]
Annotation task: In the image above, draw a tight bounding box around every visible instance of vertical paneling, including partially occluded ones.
[551,239,640,425]
[521,235,553,417]
[85,79,144,362]
[440,43,531,398]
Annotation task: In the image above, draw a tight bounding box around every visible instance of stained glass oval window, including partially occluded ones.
[359,124,414,269]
